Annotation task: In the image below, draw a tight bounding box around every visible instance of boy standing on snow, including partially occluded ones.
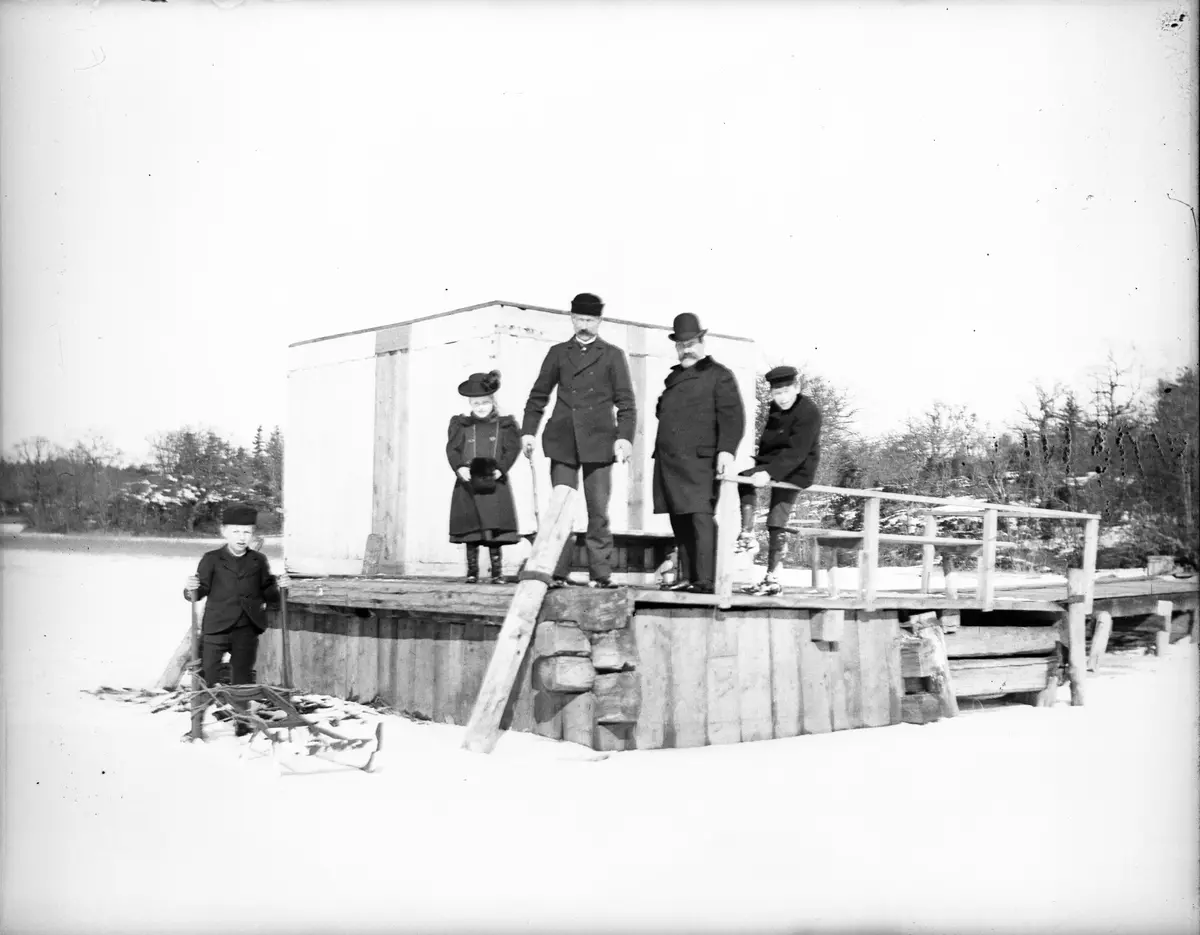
[183,503,289,735]
[737,365,822,596]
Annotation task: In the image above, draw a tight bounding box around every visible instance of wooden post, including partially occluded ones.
[1081,518,1099,615]
[1155,600,1173,656]
[188,590,204,740]
[809,540,821,590]
[1088,610,1113,672]
[861,496,880,611]
[714,476,741,610]
[279,588,294,689]
[977,507,998,612]
[1066,568,1087,706]
[825,548,839,599]
[910,612,958,718]
[462,485,579,754]
[940,551,958,600]
[920,515,936,594]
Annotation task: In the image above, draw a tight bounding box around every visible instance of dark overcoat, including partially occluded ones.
[446,412,522,541]
[752,395,822,488]
[521,336,637,465]
[652,356,746,515]
[183,547,279,635]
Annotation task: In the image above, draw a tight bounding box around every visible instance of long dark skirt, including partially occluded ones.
[448,478,520,545]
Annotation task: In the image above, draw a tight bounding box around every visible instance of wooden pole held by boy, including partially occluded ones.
[187,588,204,740]
[461,484,579,754]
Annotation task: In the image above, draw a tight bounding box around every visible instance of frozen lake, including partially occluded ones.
[1,540,1197,935]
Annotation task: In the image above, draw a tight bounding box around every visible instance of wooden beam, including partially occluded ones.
[1065,569,1087,706]
[977,507,998,612]
[533,656,596,693]
[944,626,1059,658]
[460,484,579,754]
[949,656,1060,698]
[714,472,741,610]
[861,497,880,611]
[1087,611,1113,672]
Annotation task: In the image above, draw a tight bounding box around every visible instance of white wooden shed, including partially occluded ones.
[283,300,759,578]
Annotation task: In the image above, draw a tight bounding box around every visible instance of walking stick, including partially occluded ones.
[528,454,541,535]
[188,588,204,740]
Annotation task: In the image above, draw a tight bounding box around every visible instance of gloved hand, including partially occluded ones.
[521,435,537,458]
[614,439,632,464]
[716,451,735,477]
[752,471,771,488]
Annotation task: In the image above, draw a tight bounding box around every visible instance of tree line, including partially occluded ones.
[0,426,284,536]
[3,358,1196,567]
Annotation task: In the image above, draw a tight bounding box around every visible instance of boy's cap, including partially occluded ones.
[765,365,798,387]
[222,503,258,526]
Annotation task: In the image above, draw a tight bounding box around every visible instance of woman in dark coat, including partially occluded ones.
[447,370,522,583]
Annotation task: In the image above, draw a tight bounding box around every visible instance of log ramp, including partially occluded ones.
[254,582,1087,751]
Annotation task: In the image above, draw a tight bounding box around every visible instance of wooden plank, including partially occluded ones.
[796,611,832,734]
[705,612,740,745]
[736,613,773,742]
[501,634,536,734]
[326,614,350,699]
[950,656,1058,698]
[832,612,863,730]
[371,330,411,573]
[433,623,465,724]
[811,609,845,642]
[944,626,1059,658]
[714,478,741,609]
[256,621,280,686]
[347,614,380,703]
[977,507,998,612]
[885,616,903,725]
[1065,569,1087,706]
[632,611,671,751]
[561,692,595,748]
[857,612,894,728]
[393,616,417,715]
[768,610,802,739]
[459,623,492,724]
[860,497,880,610]
[629,590,1065,614]
[668,608,710,748]
[900,634,933,678]
[375,614,397,707]
[411,620,437,719]
[462,484,579,753]
[343,616,363,701]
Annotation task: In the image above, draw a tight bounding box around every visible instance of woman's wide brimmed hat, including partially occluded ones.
[457,370,501,397]
[668,313,707,342]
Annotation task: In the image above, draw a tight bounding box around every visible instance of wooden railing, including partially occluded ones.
[714,476,1101,612]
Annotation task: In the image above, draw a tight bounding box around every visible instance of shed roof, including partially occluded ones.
[289,300,754,348]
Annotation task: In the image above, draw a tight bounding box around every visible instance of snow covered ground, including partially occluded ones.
[1,542,1197,935]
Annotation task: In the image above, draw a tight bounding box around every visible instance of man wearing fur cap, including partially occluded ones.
[521,292,637,588]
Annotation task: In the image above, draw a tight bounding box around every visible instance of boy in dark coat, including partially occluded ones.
[521,292,637,588]
[183,503,288,735]
[737,365,822,596]
[651,313,746,594]
[447,370,522,583]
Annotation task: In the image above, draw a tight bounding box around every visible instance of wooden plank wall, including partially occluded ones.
[632,607,903,750]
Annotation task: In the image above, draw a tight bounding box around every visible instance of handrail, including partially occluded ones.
[712,473,1101,614]
[716,475,1101,521]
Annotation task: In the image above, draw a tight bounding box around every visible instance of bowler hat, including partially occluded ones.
[570,293,604,317]
[457,370,501,397]
[765,365,799,387]
[222,503,258,526]
[668,313,707,342]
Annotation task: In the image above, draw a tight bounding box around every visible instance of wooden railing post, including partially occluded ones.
[1065,568,1087,706]
[714,476,740,610]
[1155,600,1173,656]
[1088,610,1113,672]
[860,496,880,611]
[1081,518,1099,614]
[977,507,998,612]
[920,515,936,593]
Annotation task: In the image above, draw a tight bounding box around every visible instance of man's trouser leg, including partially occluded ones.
[668,513,695,584]
[580,461,615,580]
[691,511,717,589]
[550,460,582,579]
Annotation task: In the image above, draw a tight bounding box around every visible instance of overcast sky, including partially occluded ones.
[2,0,1196,464]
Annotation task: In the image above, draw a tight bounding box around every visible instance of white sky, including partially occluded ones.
[2,0,1196,464]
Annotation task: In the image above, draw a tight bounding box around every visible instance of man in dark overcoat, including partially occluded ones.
[651,313,746,593]
[521,292,637,588]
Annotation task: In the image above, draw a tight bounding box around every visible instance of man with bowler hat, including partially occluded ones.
[521,292,637,588]
[651,313,746,594]
[736,364,822,596]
